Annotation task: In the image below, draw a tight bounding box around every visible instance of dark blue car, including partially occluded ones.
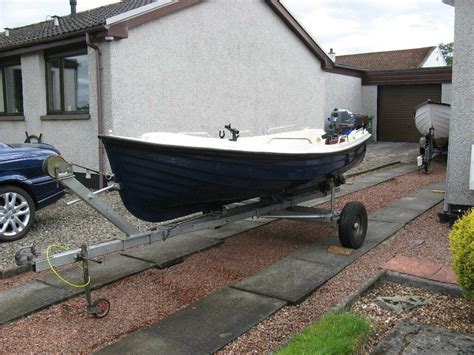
[0,142,64,242]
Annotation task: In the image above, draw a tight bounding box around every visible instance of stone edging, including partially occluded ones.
[331,270,462,313]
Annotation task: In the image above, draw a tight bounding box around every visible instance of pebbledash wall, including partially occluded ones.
[445,0,474,208]
[361,86,378,140]
[101,1,360,141]
[324,72,362,119]
[0,50,99,171]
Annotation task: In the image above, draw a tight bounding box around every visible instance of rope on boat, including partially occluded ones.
[46,244,91,288]
[69,162,113,180]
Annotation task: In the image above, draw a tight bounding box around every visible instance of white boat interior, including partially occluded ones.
[128,128,372,154]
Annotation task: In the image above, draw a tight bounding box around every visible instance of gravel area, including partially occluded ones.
[0,222,326,353]
[0,162,447,353]
[221,202,451,351]
[0,192,157,270]
[352,282,474,354]
[336,162,445,214]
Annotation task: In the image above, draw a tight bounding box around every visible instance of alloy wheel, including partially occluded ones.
[0,192,31,237]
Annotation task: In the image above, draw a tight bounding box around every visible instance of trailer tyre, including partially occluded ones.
[338,202,367,249]
[92,298,110,318]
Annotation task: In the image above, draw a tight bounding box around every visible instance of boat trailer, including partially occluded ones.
[24,156,368,318]
[417,127,448,173]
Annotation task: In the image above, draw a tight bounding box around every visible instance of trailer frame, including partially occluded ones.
[22,156,367,317]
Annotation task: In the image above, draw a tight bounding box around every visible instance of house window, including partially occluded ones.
[0,64,23,115]
[46,53,89,113]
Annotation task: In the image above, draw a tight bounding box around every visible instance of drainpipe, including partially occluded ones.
[86,32,104,189]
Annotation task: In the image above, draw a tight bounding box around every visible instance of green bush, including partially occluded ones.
[449,210,474,300]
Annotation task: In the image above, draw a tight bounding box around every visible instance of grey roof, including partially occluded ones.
[0,0,154,51]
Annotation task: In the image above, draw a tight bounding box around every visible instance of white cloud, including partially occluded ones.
[283,0,454,55]
[0,0,454,56]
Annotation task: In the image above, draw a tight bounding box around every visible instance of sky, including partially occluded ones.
[282,0,454,55]
[0,0,454,55]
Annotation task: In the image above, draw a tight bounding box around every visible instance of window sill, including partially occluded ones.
[40,113,90,121]
[0,115,25,121]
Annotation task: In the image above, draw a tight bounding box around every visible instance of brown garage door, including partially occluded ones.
[378,84,441,142]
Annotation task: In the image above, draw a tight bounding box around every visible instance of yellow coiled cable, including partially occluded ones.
[46,244,91,288]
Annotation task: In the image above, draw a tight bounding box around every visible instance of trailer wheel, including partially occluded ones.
[338,202,367,249]
[92,298,110,318]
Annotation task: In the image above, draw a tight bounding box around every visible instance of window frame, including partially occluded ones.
[0,58,24,116]
[45,48,89,115]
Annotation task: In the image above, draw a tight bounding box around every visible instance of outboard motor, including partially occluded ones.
[324,108,367,144]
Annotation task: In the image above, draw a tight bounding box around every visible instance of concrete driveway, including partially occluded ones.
[350,142,420,174]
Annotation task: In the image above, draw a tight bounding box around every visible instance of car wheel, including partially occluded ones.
[0,185,36,242]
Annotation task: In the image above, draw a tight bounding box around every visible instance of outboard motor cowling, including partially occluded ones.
[325,108,367,135]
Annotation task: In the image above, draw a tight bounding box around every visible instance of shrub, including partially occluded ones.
[449,209,474,300]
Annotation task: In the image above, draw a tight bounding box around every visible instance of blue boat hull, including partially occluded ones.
[100,136,367,222]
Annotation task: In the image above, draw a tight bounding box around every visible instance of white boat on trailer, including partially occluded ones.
[24,123,371,317]
[414,100,451,172]
[415,100,451,148]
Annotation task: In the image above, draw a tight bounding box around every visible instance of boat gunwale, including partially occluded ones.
[414,99,451,112]
[99,133,370,158]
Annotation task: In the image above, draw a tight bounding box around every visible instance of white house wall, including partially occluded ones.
[0,51,99,171]
[324,72,361,119]
[103,0,327,138]
[446,0,474,206]
[422,47,447,67]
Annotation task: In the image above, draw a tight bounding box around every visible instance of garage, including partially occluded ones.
[377,84,441,142]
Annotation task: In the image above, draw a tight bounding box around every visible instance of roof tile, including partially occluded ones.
[336,47,436,71]
[0,0,154,51]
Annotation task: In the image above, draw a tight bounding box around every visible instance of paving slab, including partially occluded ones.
[431,266,457,285]
[426,181,446,191]
[38,254,154,290]
[356,174,395,185]
[365,220,405,243]
[371,320,474,355]
[383,255,442,279]
[100,287,285,354]
[0,281,74,324]
[234,257,336,304]
[291,236,377,268]
[368,207,423,224]
[383,255,458,285]
[389,195,443,212]
[409,188,445,202]
[122,234,222,267]
[342,180,381,192]
[389,164,420,174]
[97,329,207,355]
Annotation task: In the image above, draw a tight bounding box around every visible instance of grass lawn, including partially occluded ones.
[278,312,371,355]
